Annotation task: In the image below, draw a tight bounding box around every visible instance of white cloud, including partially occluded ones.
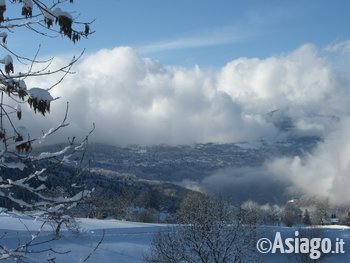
[219,44,333,109]
[12,39,350,204]
[34,46,275,145]
[268,118,350,205]
[325,40,350,54]
[138,25,252,54]
[18,42,350,146]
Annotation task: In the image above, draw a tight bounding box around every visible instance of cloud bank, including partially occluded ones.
[26,41,350,145]
[18,39,350,204]
[268,118,350,205]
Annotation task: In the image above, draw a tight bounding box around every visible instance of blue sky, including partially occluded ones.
[8,0,350,67]
[42,0,350,67]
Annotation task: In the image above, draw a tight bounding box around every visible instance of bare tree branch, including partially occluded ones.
[0,1,96,261]
[82,230,105,262]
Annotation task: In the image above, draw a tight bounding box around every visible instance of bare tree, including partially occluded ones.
[283,200,303,227]
[311,198,330,225]
[303,209,312,226]
[145,193,260,263]
[0,0,94,261]
[241,200,262,225]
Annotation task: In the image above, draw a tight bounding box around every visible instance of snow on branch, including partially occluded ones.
[41,101,70,139]
[0,1,95,261]
[0,160,26,170]
[35,145,71,160]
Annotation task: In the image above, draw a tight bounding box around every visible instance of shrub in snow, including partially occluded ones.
[146,193,261,263]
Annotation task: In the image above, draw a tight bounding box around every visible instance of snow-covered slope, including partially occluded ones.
[0,210,162,262]
[1,210,350,262]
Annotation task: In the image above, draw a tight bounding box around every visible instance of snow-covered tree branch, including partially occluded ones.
[0,0,94,261]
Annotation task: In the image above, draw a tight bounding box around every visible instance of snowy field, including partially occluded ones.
[1,210,350,262]
[0,210,162,262]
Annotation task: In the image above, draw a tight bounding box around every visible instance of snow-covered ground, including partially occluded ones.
[0,210,163,262]
[1,210,350,262]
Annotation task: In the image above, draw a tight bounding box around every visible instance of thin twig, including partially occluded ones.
[82,230,105,262]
